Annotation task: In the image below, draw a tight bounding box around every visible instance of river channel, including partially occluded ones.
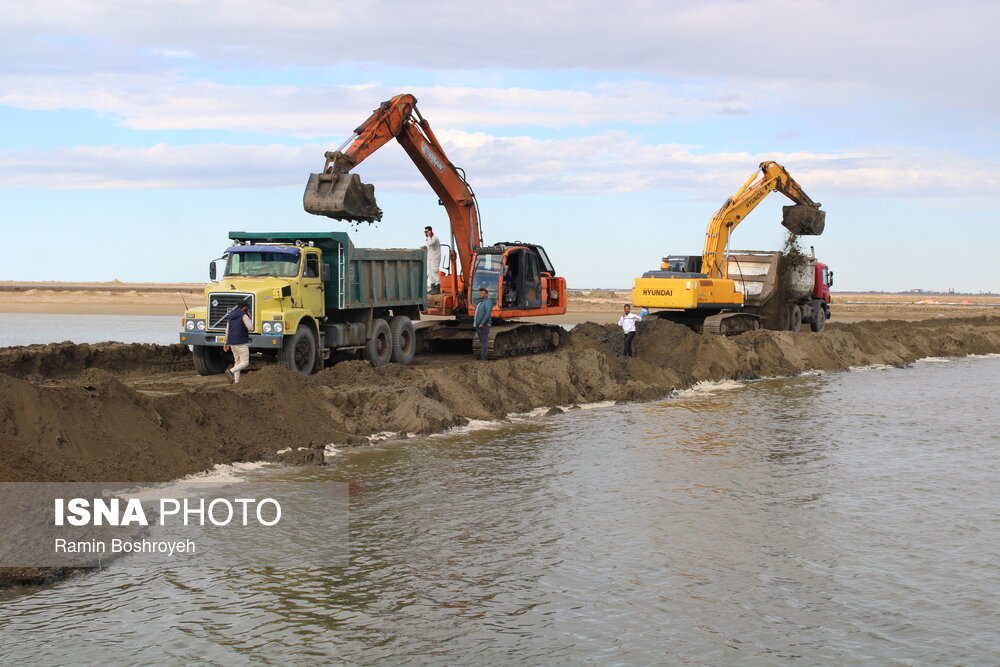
[1,356,998,664]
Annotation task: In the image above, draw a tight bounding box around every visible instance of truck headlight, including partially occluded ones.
[185,320,195,331]
[196,320,206,331]
[273,322,283,333]
[262,322,273,334]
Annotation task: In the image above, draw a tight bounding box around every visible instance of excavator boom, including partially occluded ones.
[303,94,481,292]
[701,161,825,278]
[302,94,567,354]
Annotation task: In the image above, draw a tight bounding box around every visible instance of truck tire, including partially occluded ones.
[810,302,827,332]
[193,345,228,376]
[389,315,416,365]
[365,318,392,368]
[280,326,317,375]
[787,304,802,332]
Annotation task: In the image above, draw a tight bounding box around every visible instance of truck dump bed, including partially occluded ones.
[727,250,815,307]
[229,231,425,312]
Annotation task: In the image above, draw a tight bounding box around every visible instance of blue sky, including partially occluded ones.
[2,0,998,292]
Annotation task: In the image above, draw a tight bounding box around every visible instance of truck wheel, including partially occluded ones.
[280,326,317,375]
[389,316,416,365]
[787,305,802,332]
[810,303,827,332]
[366,318,392,368]
[193,345,229,375]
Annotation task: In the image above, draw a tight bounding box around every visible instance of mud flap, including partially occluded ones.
[781,205,825,236]
[303,172,382,222]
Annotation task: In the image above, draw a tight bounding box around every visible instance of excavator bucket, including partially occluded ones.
[303,172,383,222]
[781,205,825,236]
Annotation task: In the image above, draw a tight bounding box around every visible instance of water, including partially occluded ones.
[0,313,181,347]
[1,357,999,664]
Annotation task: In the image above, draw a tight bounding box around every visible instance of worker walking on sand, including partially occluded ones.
[474,287,493,361]
[619,304,641,358]
[424,225,441,294]
[223,302,252,383]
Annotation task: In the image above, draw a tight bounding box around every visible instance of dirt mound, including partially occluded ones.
[1,315,998,487]
[0,342,190,379]
[3,315,1000,586]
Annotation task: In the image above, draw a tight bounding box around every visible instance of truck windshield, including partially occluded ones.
[225,251,300,278]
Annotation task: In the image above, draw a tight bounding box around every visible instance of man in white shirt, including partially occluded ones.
[424,226,441,294]
[618,304,641,358]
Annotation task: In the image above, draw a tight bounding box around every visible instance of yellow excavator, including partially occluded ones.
[632,161,827,334]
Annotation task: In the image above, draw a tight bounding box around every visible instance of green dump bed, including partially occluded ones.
[229,231,426,312]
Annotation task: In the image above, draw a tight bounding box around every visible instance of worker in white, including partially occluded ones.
[618,304,641,358]
[424,225,441,293]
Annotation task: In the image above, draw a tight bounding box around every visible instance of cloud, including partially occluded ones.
[0,77,752,135]
[3,134,997,201]
[2,0,996,110]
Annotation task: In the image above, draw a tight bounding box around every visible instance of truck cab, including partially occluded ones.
[814,263,833,304]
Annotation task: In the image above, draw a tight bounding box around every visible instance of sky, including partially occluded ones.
[1,0,997,292]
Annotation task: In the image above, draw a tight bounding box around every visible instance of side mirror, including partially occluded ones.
[828,271,834,287]
[209,262,217,281]
[322,263,331,282]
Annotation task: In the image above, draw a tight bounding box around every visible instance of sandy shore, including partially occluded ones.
[1,282,997,322]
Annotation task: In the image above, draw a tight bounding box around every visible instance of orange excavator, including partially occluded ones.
[303,93,567,357]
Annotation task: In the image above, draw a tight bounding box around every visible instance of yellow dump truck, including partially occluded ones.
[180,231,425,374]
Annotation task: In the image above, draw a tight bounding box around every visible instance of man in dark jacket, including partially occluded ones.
[223,302,252,383]
[473,287,493,361]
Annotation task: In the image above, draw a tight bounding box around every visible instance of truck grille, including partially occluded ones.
[207,293,254,331]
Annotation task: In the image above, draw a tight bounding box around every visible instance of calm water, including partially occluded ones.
[1,356,999,664]
[0,313,180,347]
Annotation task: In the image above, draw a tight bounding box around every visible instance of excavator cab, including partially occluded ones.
[658,255,704,275]
[471,243,556,316]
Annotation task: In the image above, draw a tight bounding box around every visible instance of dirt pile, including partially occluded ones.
[0,342,191,379]
[1,316,999,488]
[2,315,1000,587]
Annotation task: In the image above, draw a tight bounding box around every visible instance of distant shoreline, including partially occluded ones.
[1,281,998,322]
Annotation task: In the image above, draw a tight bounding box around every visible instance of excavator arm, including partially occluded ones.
[701,161,825,279]
[303,94,482,288]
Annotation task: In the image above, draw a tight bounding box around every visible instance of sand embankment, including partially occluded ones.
[2,315,1000,586]
[2,316,999,485]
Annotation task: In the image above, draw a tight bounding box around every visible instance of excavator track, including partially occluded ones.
[651,310,760,336]
[472,322,564,358]
[416,320,562,358]
[701,312,760,335]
